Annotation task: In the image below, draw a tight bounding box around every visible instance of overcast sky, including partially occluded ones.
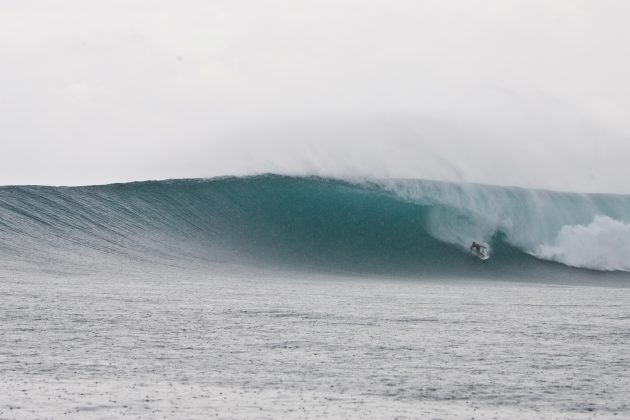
[2,0,630,192]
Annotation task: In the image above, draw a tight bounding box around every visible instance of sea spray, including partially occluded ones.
[536,216,630,271]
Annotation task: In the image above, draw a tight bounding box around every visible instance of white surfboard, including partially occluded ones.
[471,247,490,261]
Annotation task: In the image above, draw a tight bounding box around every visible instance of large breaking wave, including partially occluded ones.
[1,175,630,279]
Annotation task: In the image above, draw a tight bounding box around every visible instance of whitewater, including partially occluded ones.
[2,175,630,419]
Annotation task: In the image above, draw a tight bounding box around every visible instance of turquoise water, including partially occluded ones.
[2,174,630,279]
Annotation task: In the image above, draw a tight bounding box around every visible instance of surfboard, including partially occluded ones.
[471,248,490,261]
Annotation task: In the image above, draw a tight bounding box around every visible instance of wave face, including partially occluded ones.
[1,175,630,279]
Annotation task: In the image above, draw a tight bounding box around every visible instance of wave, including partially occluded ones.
[1,175,630,279]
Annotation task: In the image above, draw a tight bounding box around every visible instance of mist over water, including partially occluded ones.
[2,1,630,192]
[213,109,630,194]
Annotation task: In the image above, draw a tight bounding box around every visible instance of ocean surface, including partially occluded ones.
[1,175,629,418]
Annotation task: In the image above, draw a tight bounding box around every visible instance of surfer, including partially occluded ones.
[470,242,486,253]
[470,241,490,260]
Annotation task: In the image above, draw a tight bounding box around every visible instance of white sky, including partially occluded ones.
[1,0,630,192]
